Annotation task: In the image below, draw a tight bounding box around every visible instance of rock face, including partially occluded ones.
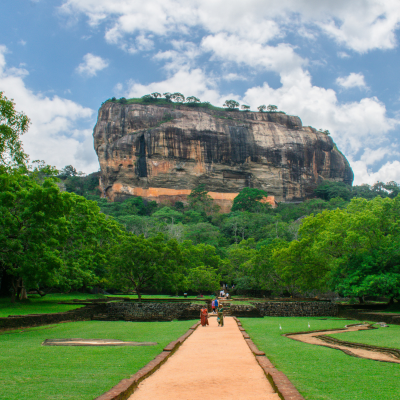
[93,102,353,210]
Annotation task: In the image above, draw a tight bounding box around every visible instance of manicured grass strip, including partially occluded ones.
[328,324,400,350]
[240,317,400,400]
[0,320,195,400]
[0,294,106,317]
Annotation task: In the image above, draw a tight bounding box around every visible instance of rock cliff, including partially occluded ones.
[93,102,353,211]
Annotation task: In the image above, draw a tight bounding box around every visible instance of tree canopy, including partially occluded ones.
[0,92,29,167]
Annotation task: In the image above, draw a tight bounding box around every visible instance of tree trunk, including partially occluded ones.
[20,281,28,301]
[358,296,364,304]
[136,288,142,302]
[10,277,19,303]
[388,297,394,305]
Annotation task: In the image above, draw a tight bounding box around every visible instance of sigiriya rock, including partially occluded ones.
[93,101,353,212]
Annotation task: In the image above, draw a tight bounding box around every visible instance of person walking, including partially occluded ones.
[200,306,209,327]
[217,306,224,327]
[211,299,216,314]
[214,297,219,314]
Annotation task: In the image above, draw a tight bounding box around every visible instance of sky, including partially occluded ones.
[1,0,400,185]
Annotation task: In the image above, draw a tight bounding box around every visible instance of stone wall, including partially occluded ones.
[0,304,107,330]
[253,301,338,317]
[338,308,400,325]
[97,302,203,321]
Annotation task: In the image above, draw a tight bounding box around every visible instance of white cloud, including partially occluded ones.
[337,51,350,58]
[351,160,400,185]
[201,34,306,74]
[153,41,202,71]
[336,72,367,89]
[60,0,400,53]
[244,69,397,156]
[76,53,109,77]
[124,67,228,105]
[0,46,98,173]
[222,73,248,82]
[18,40,27,46]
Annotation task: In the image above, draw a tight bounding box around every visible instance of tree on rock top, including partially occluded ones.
[232,187,270,213]
[223,99,239,110]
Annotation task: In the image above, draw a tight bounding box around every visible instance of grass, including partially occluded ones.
[329,324,400,350]
[240,317,400,400]
[0,294,107,318]
[0,319,195,400]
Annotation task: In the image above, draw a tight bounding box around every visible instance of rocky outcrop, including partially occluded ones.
[93,102,353,209]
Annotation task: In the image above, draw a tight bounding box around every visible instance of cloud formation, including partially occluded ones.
[76,53,109,77]
[60,0,400,52]
[336,73,367,89]
[0,46,98,173]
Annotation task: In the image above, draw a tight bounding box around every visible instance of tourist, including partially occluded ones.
[200,306,209,327]
[214,297,219,313]
[211,299,216,313]
[217,306,224,327]
[225,292,229,299]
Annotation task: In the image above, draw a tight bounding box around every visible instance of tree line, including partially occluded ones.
[1,91,399,304]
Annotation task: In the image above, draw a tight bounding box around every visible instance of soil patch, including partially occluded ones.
[286,324,400,363]
[42,338,157,346]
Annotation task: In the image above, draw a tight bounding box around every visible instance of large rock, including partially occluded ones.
[93,102,353,210]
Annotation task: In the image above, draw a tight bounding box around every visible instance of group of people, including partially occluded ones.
[200,298,224,327]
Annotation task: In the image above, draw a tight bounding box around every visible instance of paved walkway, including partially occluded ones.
[129,316,280,400]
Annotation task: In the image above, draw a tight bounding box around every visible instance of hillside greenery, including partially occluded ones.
[1,93,399,305]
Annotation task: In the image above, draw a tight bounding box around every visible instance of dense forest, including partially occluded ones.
[54,165,400,303]
[1,91,399,303]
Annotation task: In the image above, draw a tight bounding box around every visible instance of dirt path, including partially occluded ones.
[129,316,280,400]
[287,325,400,364]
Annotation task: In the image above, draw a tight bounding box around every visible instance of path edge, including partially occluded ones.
[94,321,201,400]
[233,317,305,400]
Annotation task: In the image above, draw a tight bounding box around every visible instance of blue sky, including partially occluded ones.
[1,0,400,184]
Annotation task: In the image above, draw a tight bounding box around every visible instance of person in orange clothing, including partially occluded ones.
[200,306,209,326]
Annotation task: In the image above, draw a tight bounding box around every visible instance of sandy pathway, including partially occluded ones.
[129,316,280,400]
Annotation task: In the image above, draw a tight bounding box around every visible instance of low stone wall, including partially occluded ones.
[0,304,107,331]
[96,302,203,322]
[229,305,262,317]
[338,308,400,325]
[253,301,338,317]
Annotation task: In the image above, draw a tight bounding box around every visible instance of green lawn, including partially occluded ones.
[0,320,195,400]
[240,317,400,400]
[329,324,400,350]
[0,294,107,318]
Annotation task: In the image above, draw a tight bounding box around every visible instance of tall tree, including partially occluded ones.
[0,92,30,167]
[108,233,184,300]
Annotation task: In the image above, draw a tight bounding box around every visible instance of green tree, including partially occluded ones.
[186,96,201,103]
[108,234,184,300]
[187,265,220,295]
[314,181,352,201]
[223,99,239,110]
[267,105,278,112]
[187,184,219,215]
[257,105,266,112]
[241,105,250,111]
[171,92,185,102]
[151,92,161,99]
[0,92,30,167]
[231,187,269,213]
